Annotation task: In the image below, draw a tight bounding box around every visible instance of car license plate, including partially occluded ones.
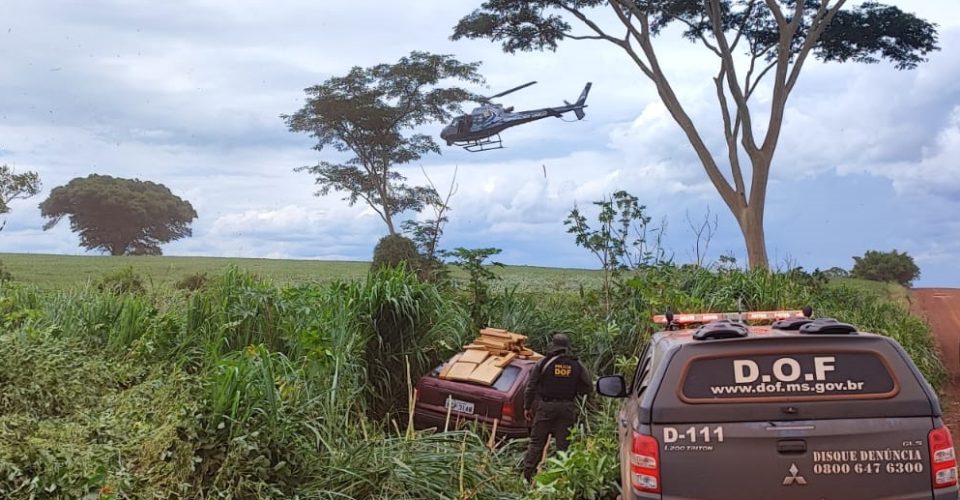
[446,397,475,414]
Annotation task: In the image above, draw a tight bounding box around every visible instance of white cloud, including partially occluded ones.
[1,0,959,286]
[839,106,960,198]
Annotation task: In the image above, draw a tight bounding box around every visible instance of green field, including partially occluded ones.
[0,253,941,498]
[0,252,605,291]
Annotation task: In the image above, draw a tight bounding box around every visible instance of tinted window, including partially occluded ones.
[680,351,898,402]
[491,365,521,392]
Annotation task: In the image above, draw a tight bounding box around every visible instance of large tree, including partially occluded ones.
[39,174,197,256]
[0,164,41,232]
[283,51,484,235]
[453,1,938,268]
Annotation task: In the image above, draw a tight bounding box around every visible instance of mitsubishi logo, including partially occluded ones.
[782,463,807,486]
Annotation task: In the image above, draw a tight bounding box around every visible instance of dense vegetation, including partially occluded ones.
[851,249,922,287]
[0,262,946,499]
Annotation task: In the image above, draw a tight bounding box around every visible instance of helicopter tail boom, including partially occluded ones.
[572,82,591,120]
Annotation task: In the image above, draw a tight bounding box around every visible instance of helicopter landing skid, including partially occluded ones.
[456,135,504,152]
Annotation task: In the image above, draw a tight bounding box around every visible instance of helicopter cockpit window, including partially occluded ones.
[455,116,467,134]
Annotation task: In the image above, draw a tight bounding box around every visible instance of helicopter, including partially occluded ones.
[440,81,592,152]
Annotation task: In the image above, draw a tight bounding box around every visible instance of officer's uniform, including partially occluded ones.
[522,336,593,482]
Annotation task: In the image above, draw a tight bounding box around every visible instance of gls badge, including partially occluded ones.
[783,463,807,486]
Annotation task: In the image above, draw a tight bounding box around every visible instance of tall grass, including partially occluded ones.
[0,263,947,499]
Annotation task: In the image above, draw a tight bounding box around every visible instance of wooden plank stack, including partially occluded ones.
[438,328,543,386]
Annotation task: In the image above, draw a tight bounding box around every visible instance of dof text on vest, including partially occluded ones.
[538,355,582,401]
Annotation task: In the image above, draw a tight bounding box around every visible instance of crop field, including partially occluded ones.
[0,254,946,499]
[0,252,604,291]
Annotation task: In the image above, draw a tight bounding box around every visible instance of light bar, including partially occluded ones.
[652,310,807,325]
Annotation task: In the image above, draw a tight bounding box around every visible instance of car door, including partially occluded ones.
[619,343,653,496]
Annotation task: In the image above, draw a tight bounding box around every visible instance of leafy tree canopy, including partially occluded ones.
[454,1,937,69]
[284,51,484,235]
[851,249,920,287]
[39,174,197,256]
[452,1,937,269]
[0,164,42,231]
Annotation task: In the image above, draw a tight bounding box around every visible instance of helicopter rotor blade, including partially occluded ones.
[482,81,537,101]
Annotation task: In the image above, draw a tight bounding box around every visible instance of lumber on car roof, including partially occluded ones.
[437,328,543,386]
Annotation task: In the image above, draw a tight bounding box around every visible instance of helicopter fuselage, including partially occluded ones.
[440,82,591,150]
[440,106,565,143]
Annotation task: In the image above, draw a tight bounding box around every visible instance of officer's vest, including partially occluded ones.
[537,354,582,401]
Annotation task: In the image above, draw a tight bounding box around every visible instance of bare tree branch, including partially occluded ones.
[626,5,741,212]
[706,0,760,155]
[565,34,612,41]
[608,1,656,79]
[746,58,777,99]
[418,166,458,262]
[714,69,747,199]
[559,4,624,45]
[672,15,722,57]
[764,0,787,25]
[686,207,718,267]
[729,0,758,53]
[786,0,847,94]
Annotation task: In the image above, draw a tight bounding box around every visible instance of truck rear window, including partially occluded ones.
[680,351,899,402]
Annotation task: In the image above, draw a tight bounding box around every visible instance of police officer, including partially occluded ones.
[522,332,593,482]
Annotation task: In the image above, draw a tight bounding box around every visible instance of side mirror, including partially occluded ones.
[597,375,628,398]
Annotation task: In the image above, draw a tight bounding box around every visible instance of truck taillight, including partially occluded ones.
[502,402,515,421]
[631,432,660,493]
[929,427,958,488]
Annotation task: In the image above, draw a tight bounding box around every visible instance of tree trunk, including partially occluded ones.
[736,207,769,270]
[384,214,396,236]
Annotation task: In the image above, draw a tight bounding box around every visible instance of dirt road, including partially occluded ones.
[911,288,960,435]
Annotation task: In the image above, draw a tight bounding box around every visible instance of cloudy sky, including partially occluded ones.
[1,1,959,286]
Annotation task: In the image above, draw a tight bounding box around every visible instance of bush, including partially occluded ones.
[851,249,920,286]
[97,266,146,295]
[532,401,621,499]
[371,234,423,274]
[175,271,209,291]
[0,260,12,283]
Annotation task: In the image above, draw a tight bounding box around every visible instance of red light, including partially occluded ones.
[929,427,958,488]
[630,432,660,493]
[501,402,515,421]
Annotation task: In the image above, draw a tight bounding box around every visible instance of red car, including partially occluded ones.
[413,356,536,438]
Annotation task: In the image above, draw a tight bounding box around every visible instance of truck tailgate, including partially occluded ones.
[654,417,936,500]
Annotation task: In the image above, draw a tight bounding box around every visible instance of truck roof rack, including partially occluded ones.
[771,317,814,330]
[693,320,749,340]
[797,318,858,335]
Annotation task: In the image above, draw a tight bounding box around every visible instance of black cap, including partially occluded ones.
[550,333,571,349]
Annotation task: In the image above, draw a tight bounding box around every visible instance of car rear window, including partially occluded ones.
[680,351,898,402]
[491,365,521,392]
[430,363,521,393]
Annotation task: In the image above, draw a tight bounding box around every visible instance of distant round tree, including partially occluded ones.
[39,174,197,256]
[851,249,920,287]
